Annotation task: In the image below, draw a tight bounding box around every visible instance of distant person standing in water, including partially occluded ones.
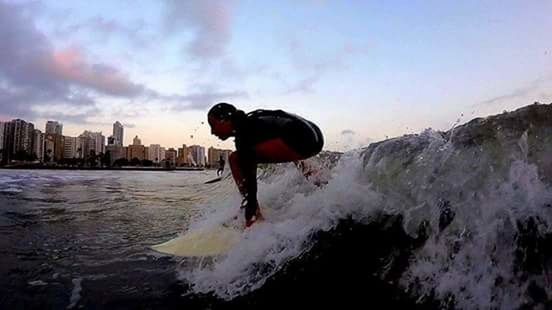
[217,155,225,176]
[207,102,324,227]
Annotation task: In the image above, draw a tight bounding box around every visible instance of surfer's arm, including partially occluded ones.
[236,143,258,221]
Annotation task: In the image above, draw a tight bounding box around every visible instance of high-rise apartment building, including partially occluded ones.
[44,133,64,162]
[177,144,189,166]
[0,122,5,162]
[189,145,206,166]
[45,121,63,135]
[149,144,162,163]
[78,131,105,158]
[63,136,78,159]
[2,119,35,162]
[165,148,177,167]
[127,135,145,161]
[159,147,166,164]
[113,121,124,146]
[105,145,125,165]
[0,122,5,149]
[33,129,44,161]
[208,147,231,167]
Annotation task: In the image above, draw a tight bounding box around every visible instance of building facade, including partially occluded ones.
[133,135,141,146]
[106,145,126,165]
[44,133,64,162]
[165,148,177,167]
[0,122,5,162]
[113,121,124,146]
[189,145,206,166]
[148,144,162,163]
[127,145,146,161]
[33,129,44,162]
[207,147,232,168]
[127,136,145,161]
[45,121,63,135]
[79,131,105,156]
[177,144,189,166]
[63,136,78,159]
[0,122,5,150]
[2,119,35,162]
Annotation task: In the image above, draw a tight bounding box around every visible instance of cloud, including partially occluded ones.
[341,129,356,135]
[164,0,237,61]
[474,75,552,118]
[166,89,249,111]
[0,1,148,122]
[57,16,154,49]
[0,0,248,127]
[478,76,552,107]
[47,48,146,97]
[285,40,370,94]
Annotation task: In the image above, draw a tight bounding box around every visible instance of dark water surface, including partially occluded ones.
[0,169,215,309]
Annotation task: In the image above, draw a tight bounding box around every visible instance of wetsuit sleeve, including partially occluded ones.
[235,138,258,221]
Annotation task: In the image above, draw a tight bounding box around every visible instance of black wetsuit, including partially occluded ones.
[233,109,324,220]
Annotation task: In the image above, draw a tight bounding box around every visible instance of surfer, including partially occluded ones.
[217,155,225,176]
[208,102,324,227]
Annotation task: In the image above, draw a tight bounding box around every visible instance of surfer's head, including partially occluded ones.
[208,102,237,140]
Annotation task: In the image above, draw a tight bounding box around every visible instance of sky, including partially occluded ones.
[1,0,551,151]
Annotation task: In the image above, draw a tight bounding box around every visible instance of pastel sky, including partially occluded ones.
[1,0,551,151]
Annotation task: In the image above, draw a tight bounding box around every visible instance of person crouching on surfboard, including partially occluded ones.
[207,102,324,228]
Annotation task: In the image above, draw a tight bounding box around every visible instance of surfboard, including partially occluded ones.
[204,176,223,184]
[151,225,242,257]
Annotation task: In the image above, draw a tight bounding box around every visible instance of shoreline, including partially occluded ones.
[0,166,206,172]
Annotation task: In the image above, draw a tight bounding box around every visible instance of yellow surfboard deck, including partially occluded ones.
[151,225,242,257]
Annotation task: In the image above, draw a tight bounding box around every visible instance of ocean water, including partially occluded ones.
[1,104,552,309]
[0,169,233,309]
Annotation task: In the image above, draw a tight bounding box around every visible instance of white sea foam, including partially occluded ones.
[180,152,380,299]
[180,127,552,308]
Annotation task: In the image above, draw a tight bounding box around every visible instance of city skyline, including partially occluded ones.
[0,117,231,167]
[1,1,551,151]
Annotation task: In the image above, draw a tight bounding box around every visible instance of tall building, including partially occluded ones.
[3,119,35,161]
[149,144,162,163]
[177,144,189,166]
[133,135,141,146]
[189,145,206,166]
[44,133,64,162]
[0,122,5,162]
[159,147,166,164]
[106,145,125,165]
[33,129,44,162]
[165,148,177,167]
[208,147,232,168]
[113,121,124,146]
[0,122,5,147]
[63,136,78,159]
[45,121,63,135]
[127,145,146,161]
[78,131,105,158]
[127,136,145,161]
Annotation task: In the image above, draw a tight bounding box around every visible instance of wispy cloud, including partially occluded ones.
[164,0,237,61]
[58,16,154,49]
[166,89,249,111]
[285,39,370,94]
[478,75,552,107]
